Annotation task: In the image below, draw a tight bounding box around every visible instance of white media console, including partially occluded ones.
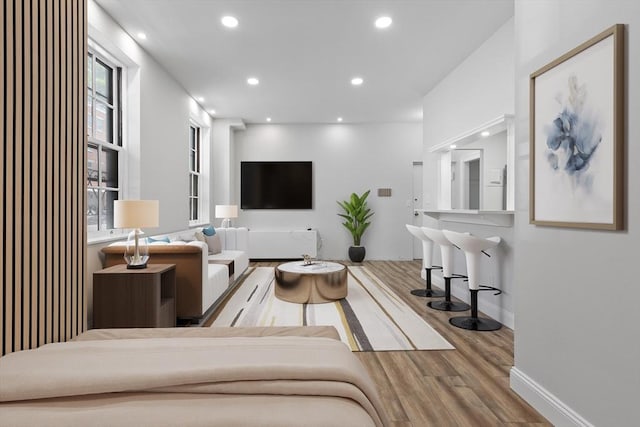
[248,230,318,259]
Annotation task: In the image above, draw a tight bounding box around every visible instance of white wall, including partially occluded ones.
[86,0,213,325]
[234,123,422,260]
[211,119,245,220]
[422,18,515,327]
[511,2,639,426]
[87,0,212,234]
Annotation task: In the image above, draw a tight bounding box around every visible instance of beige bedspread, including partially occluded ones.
[0,334,387,427]
[73,325,342,341]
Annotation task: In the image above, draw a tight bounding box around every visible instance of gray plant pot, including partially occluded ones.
[348,246,366,263]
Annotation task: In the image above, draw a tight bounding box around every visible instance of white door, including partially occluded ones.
[412,162,423,259]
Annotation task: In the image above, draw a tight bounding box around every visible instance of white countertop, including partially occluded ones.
[417,209,515,227]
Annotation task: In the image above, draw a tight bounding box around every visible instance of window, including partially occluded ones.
[189,124,201,222]
[87,48,122,232]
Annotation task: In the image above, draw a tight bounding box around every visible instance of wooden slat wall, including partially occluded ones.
[1,0,86,356]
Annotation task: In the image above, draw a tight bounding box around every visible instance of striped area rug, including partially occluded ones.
[212,266,454,352]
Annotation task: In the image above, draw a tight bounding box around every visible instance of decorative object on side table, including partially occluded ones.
[529,24,624,230]
[301,254,314,265]
[215,204,238,228]
[113,199,160,269]
[337,190,373,263]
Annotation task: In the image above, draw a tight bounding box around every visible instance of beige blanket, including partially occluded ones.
[73,325,342,341]
[0,336,387,427]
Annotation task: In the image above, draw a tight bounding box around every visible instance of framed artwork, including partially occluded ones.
[529,24,625,230]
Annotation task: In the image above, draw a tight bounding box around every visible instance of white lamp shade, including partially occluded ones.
[113,200,159,229]
[215,204,238,219]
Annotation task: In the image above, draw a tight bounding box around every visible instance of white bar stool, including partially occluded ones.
[405,225,445,298]
[421,226,470,312]
[442,230,502,331]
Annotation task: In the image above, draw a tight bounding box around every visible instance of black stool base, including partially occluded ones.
[449,316,502,331]
[411,266,444,298]
[411,288,445,298]
[427,300,470,312]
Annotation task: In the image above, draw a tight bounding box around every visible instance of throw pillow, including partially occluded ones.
[177,233,196,242]
[194,230,205,242]
[148,236,170,243]
[202,225,216,236]
[205,234,222,255]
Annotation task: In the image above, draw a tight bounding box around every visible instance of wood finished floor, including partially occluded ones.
[206,260,550,427]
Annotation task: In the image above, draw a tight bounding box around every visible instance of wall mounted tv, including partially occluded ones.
[241,161,313,209]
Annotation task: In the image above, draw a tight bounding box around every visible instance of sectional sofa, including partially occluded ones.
[102,227,249,322]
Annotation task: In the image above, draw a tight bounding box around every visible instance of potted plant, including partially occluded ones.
[337,190,374,263]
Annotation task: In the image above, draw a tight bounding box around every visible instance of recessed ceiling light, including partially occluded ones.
[450,144,457,149]
[337,117,343,122]
[481,131,490,137]
[195,96,204,102]
[375,16,392,29]
[266,117,272,122]
[351,77,364,86]
[247,77,259,86]
[221,16,239,28]
[137,32,147,40]
[208,109,216,115]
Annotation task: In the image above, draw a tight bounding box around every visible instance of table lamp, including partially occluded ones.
[215,204,238,228]
[114,200,159,269]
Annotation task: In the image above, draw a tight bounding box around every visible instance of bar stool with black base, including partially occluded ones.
[442,230,503,331]
[406,224,445,298]
[421,226,470,312]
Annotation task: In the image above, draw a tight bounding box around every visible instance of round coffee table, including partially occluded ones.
[274,261,347,304]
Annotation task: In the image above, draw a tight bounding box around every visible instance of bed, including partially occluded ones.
[0,326,388,426]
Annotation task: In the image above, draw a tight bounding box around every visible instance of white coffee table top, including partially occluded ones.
[277,261,345,274]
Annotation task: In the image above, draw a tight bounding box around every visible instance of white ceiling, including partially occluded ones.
[94,0,513,124]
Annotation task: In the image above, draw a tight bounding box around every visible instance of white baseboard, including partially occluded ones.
[510,367,594,427]
[431,276,514,329]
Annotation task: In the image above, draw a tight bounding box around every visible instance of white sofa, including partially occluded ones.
[200,227,250,276]
[102,227,249,322]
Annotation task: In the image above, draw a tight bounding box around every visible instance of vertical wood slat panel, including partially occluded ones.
[30,0,39,349]
[1,0,86,357]
[23,0,32,350]
[14,0,24,353]
[51,0,60,343]
[45,0,53,345]
[5,0,15,355]
[38,0,47,347]
[15,0,24,350]
[59,0,67,342]
[65,0,73,340]
[82,0,88,331]
[1,0,6,357]
[71,0,78,337]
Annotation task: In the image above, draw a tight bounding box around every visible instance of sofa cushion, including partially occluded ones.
[214,227,248,251]
[177,234,197,242]
[202,225,216,236]
[148,236,170,243]
[205,234,222,255]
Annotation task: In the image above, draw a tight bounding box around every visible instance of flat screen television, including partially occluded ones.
[241,161,313,209]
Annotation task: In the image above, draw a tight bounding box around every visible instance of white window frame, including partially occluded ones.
[189,122,202,224]
[87,45,123,236]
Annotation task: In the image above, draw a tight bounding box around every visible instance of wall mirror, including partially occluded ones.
[430,115,514,211]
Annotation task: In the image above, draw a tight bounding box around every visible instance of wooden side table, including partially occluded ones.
[93,264,176,328]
